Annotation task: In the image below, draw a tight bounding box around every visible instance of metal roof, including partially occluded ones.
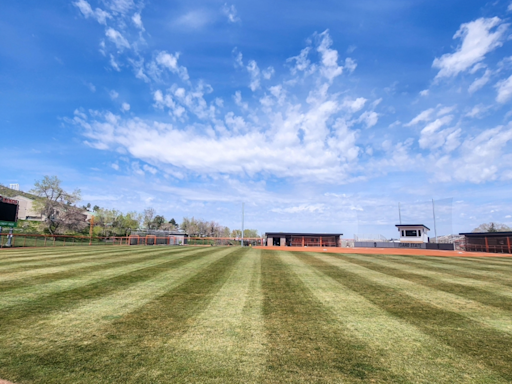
[459,232,512,237]
[264,232,343,237]
[395,224,430,230]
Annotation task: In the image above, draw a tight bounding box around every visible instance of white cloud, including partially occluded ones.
[272,204,325,214]
[234,91,248,110]
[154,51,189,81]
[287,47,313,75]
[107,0,135,15]
[175,10,212,29]
[433,17,508,79]
[433,125,512,183]
[405,108,435,126]
[344,58,357,74]
[437,105,456,116]
[262,66,275,80]
[468,69,492,93]
[111,162,120,170]
[143,164,157,174]
[247,60,260,91]
[106,28,130,50]
[74,0,112,25]
[132,13,144,30]
[122,102,130,111]
[419,116,458,150]
[109,54,121,71]
[109,90,119,99]
[84,81,96,92]
[357,111,379,128]
[222,3,240,23]
[342,97,366,113]
[496,74,512,103]
[317,30,343,82]
[465,104,491,119]
[419,89,429,97]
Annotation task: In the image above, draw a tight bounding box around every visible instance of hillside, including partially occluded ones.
[0,184,38,200]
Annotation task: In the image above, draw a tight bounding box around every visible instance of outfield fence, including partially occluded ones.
[0,233,264,249]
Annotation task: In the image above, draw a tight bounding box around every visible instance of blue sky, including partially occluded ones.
[2,0,512,237]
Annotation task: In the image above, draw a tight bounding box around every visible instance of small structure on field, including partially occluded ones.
[130,230,188,245]
[396,224,430,243]
[459,231,512,254]
[264,232,343,247]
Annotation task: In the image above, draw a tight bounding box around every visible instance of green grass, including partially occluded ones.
[1,248,512,383]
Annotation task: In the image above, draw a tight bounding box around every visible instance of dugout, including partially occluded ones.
[265,232,342,247]
[459,231,512,254]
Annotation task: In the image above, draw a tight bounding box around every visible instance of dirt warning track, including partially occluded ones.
[255,245,512,258]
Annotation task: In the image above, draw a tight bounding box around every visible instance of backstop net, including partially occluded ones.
[356,198,453,241]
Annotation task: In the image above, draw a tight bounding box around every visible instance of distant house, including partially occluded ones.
[12,195,44,221]
[12,195,92,223]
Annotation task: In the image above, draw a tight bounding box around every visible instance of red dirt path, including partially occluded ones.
[254,246,512,258]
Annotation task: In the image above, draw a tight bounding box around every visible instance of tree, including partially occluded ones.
[152,215,166,230]
[93,205,100,212]
[143,207,156,230]
[30,176,83,235]
[472,222,512,233]
[169,218,178,228]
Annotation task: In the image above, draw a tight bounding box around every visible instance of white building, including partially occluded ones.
[395,224,430,243]
[13,195,44,221]
[9,184,20,191]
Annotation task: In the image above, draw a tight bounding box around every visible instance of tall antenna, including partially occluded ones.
[432,198,438,243]
[398,202,402,224]
[241,202,245,247]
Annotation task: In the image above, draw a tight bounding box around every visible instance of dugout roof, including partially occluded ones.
[265,232,343,237]
[459,231,512,237]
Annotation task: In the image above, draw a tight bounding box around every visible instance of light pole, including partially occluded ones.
[241,202,245,247]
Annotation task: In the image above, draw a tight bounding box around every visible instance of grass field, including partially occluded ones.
[1,246,512,383]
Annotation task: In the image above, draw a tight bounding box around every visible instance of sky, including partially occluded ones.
[1,0,512,237]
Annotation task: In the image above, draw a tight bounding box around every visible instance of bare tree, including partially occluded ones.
[143,207,156,229]
[30,176,82,234]
[472,222,512,233]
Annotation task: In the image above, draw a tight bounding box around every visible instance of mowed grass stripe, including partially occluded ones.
[429,255,512,269]
[0,247,197,293]
[261,250,405,383]
[0,249,245,384]
[0,247,221,332]
[346,253,512,301]
[0,246,182,270]
[336,253,512,325]
[0,247,214,310]
[0,246,194,283]
[381,254,512,283]
[1,247,236,348]
[174,249,266,382]
[0,246,134,263]
[302,252,512,381]
[281,251,506,383]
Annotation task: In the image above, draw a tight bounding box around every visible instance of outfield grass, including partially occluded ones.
[1,247,512,383]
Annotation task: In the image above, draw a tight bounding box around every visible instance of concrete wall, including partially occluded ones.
[355,242,454,250]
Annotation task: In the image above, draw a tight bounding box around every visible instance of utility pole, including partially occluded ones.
[432,199,438,243]
[398,202,402,224]
[89,215,94,246]
[241,203,245,247]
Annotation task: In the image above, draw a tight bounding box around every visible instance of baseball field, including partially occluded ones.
[1,246,512,383]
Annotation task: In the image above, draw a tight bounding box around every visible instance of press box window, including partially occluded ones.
[405,230,417,237]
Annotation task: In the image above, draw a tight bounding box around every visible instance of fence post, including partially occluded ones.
[485,237,489,253]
